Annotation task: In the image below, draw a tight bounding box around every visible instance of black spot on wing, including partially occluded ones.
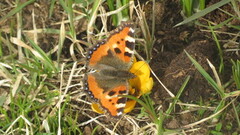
[126,41,134,50]
[117,98,126,104]
[124,52,132,57]
[128,30,134,37]
[119,90,127,94]
[108,91,116,96]
[117,107,124,113]
[114,48,122,54]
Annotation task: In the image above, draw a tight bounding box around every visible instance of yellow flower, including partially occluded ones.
[125,61,153,113]
[129,61,153,95]
[91,60,153,115]
[91,103,104,114]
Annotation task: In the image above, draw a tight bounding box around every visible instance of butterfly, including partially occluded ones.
[83,21,136,117]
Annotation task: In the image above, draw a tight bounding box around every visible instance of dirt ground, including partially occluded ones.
[1,0,240,134]
[149,0,240,133]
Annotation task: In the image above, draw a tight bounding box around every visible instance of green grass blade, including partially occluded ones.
[157,76,190,134]
[49,0,56,18]
[59,0,69,13]
[185,50,225,98]
[232,102,240,128]
[59,0,76,39]
[165,76,190,115]
[26,37,58,73]
[122,0,130,18]
[208,23,224,73]
[107,0,118,26]
[212,99,225,121]
[67,0,76,39]
[227,24,240,30]
[199,0,206,10]
[182,0,193,17]
[116,0,123,25]
[123,94,158,123]
[232,60,240,89]
[175,0,231,27]
[210,17,234,30]
[88,0,102,26]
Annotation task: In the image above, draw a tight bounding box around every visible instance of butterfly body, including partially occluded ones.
[84,22,135,117]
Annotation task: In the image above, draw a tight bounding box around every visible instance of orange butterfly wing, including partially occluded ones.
[84,22,135,117]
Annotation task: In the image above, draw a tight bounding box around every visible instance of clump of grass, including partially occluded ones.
[185,51,240,130]
[232,60,240,90]
[175,0,240,133]
[134,0,156,61]
[107,0,131,26]
[125,75,190,134]
[180,0,205,18]
[176,0,231,27]
[0,0,85,134]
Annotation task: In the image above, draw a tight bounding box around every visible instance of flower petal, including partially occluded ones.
[124,100,137,113]
[91,103,104,114]
[130,61,150,78]
[139,77,153,94]
[129,61,153,95]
